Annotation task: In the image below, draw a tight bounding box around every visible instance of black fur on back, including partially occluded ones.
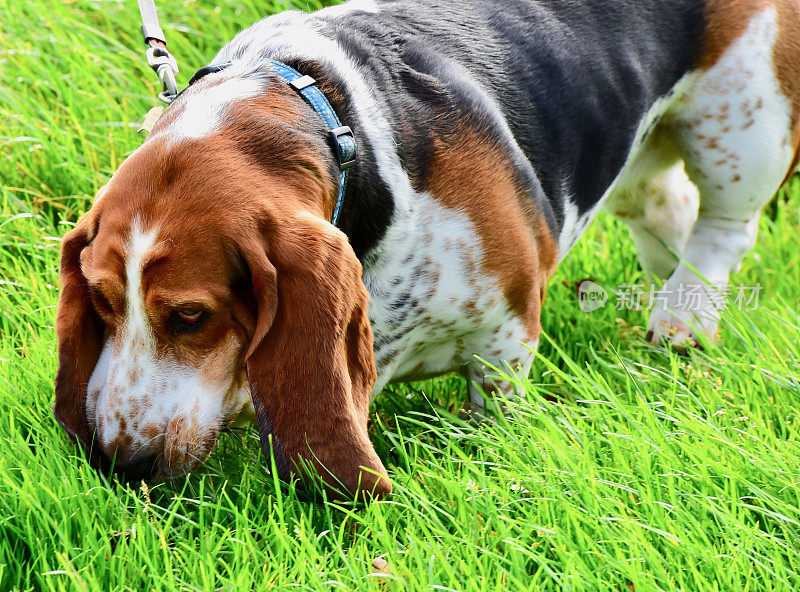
[218,0,707,258]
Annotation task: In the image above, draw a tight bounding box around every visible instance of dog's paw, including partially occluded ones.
[644,278,727,350]
[645,306,718,351]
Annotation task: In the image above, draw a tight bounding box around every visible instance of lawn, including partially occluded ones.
[1,0,799,590]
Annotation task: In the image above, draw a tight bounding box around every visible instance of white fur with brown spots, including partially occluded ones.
[600,7,797,345]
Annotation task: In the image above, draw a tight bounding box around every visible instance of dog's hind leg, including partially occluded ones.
[645,8,799,346]
[607,155,700,283]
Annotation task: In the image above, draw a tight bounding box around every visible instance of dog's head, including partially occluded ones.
[53,70,390,500]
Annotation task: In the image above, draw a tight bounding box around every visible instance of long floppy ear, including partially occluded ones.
[53,217,104,450]
[240,212,391,501]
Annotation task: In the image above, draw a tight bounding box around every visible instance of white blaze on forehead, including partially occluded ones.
[88,218,161,452]
[158,76,264,143]
[125,217,159,339]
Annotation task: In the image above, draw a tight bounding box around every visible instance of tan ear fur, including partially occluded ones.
[53,218,104,449]
[240,213,391,501]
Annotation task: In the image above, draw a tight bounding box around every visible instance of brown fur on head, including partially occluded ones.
[53,74,391,500]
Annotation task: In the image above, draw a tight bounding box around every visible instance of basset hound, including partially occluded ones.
[54,0,800,500]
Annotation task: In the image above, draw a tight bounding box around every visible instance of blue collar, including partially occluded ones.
[187,60,356,228]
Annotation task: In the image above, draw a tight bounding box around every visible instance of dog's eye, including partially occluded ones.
[171,309,206,335]
[178,310,202,325]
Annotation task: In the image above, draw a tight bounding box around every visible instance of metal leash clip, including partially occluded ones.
[146,44,179,104]
[138,0,179,104]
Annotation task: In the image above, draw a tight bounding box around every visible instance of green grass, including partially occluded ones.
[2,0,800,590]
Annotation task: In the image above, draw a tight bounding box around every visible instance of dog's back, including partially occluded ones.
[316,0,708,213]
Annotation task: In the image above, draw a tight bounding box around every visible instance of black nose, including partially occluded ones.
[115,455,159,483]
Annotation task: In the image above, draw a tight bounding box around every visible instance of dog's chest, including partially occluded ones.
[361,193,519,394]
